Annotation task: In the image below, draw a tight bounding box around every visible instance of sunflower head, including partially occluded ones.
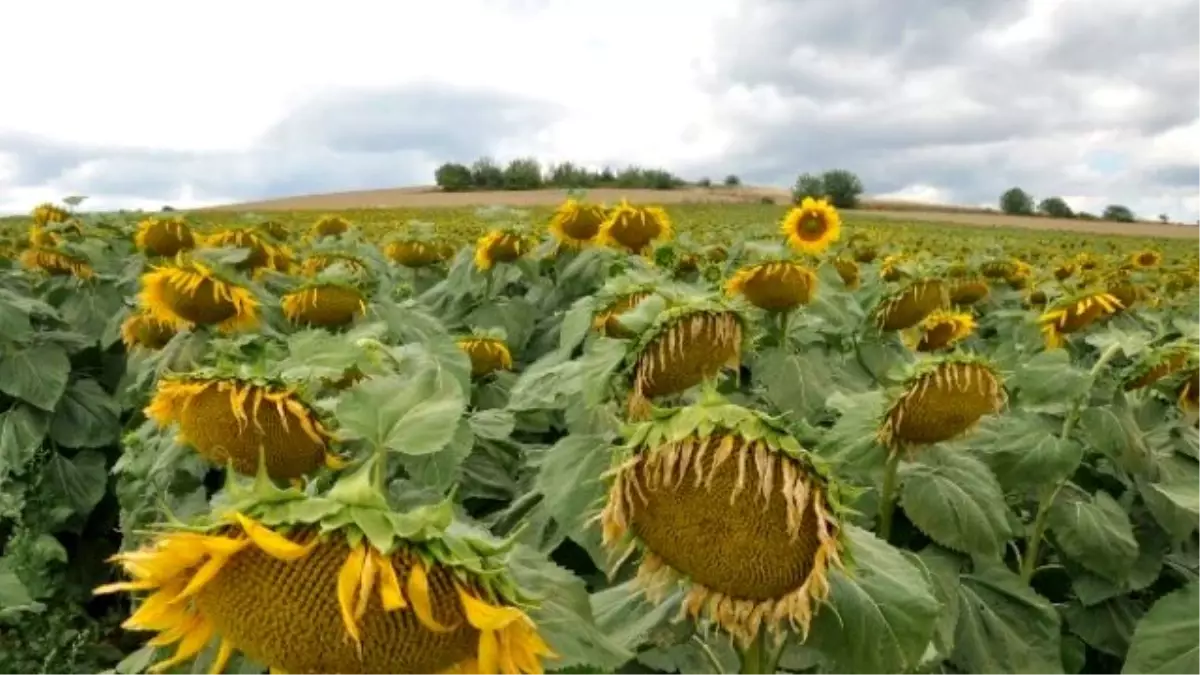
[598,200,673,254]
[203,227,288,274]
[1180,370,1199,415]
[780,197,841,255]
[548,198,606,247]
[833,257,861,289]
[31,202,72,228]
[457,335,514,378]
[1123,342,1200,391]
[909,309,976,352]
[120,310,178,350]
[311,215,351,238]
[385,240,444,268]
[878,354,1006,449]
[95,496,554,675]
[1037,290,1123,349]
[1105,272,1145,312]
[980,259,1017,280]
[949,277,990,306]
[1053,262,1076,281]
[1024,288,1049,309]
[879,254,908,281]
[138,255,260,333]
[1131,249,1162,269]
[255,219,291,242]
[300,252,371,278]
[474,230,531,271]
[145,373,336,478]
[135,216,196,257]
[19,247,94,279]
[593,291,654,339]
[281,282,367,328]
[599,398,847,646]
[724,259,817,311]
[874,277,949,331]
[853,245,879,264]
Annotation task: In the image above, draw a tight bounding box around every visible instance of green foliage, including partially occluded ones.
[434,158,687,192]
[1038,196,1075,219]
[1000,186,1035,215]
[792,169,865,208]
[1104,204,1136,222]
[792,172,825,203]
[433,162,473,192]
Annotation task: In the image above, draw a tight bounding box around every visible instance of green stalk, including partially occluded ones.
[1020,342,1122,583]
[737,631,768,674]
[878,448,904,542]
[372,443,388,494]
[778,309,792,348]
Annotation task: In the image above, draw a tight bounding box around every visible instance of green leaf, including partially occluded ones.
[0,295,33,343]
[558,301,595,355]
[1063,597,1142,658]
[58,283,124,339]
[816,390,888,481]
[807,525,941,674]
[951,561,1063,674]
[48,379,120,449]
[0,343,70,410]
[1011,350,1090,413]
[43,450,107,517]
[0,405,48,477]
[468,409,515,441]
[1139,454,1200,542]
[1047,487,1138,582]
[917,546,964,661]
[969,413,1083,489]
[753,346,836,425]
[399,420,474,493]
[335,370,466,456]
[1122,581,1199,674]
[899,446,1013,558]
[0,562,42,620]
[533,434,611,533]
[591,579,681,655]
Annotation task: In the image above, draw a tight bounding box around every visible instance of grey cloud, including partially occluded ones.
[0,83,562,208]
[702,0,1200,219]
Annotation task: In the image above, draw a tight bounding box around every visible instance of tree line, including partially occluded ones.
[998,187,1167,224]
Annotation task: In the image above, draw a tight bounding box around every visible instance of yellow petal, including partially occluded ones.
[407,559,452,632]
[355,548,378,621]
[172,551,235,602]
[457,585,525,631]
[235,513,315,561]
[149,616,214,673]
[94,579,158,595]
[337,544,367,646]
[478,629,500,674]
[376,552,407,611]
[209,638,235,674]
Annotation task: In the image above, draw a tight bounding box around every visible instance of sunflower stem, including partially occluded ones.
[1019,341,1123,584]
[778,310,792,348]
[737,630,769,674]
[878,448,904,542]
[372,444,388,495]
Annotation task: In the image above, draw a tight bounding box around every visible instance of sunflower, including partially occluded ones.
[1131,250,1162,269]
[136,217,196,257]
[282,283,367,328]
[146,376,338,479]
[138,258,259,333]
[879,254,907,282]
[833,257,860,289]
[599,400,846,647]
[980,259,1016,280]
[948,277,990,306]
[780,197,841,255]
[627,304,744,416]
[908,309,976,352]
[312,215,351,238]
[724,260,817,311]
[1053,262,1075,281]
[203,228,288,274]
[474,231,530,271]
[874,278,949,331]
[95,511,553,674]
[120,311,178,351]
[19,247,93,279]
[1180,370,1199,415]
[385,240,444,268]
[1024,289,1049,309]
[598,200,673,254]
[457,337,513,378]
[878,356,1005,449]
[548,199,606,247]
[256,219,291,242]
[1037,291,1123,349]
[31,202,72,228]
[1105,273,1144,312]
[300,253,370,278]
[852,245,878,264]
[593,292,652,339]
[1123,344,1199,391]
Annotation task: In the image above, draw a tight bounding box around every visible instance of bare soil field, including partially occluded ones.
[208,186,1200,240]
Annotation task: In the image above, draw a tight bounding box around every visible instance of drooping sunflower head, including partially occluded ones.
[19,247,94,279]
[724,259,818,311]
[548,198,606,247]
[1053,261,1076,281]
[281,281,368,329]
[135,216,196,257]
[1024,288,1049,309]
[1037,290,1123,349]
[31,202,72,228]
[120,310,178,351]
[95,501,554,675]
[599,398,847,647]
[457,334,514,378]
[873,277,949,331]
[949,277,991,306]
[203,227,289,274]
[300,251,371,279]
[980,259,1017,280]
[908,308,976,353]
[1131,249,1162,269]
[1104,271,1146,312]
[385,239,445,268]
[145,373,337,479]
[255,219,291,242]
[474,229,532,271]
[780,197,841,256]
[1123,342,1199,391]
[598,200,673,254]
[138,255,259,333]
[833,257,861,289]
[878,354,1006,449]
[311,215,352,238]
[593,291,655,339]
[879,254,908,281]
[1180,370,1199,416]
[853,244,879,263]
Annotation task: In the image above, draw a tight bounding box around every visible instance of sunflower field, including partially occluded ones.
[0,195,1197,674]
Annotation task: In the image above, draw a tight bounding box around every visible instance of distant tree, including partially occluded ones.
[1000,187,1035,215]
[820,169,864,208]
[434,162,473,192]
[1158,213,1170,223]
[1037,196,1074,219]
[791,172,825,204]
[599,166,616,184]
[1077,211,1098,220]
[502,157,544,190]
[697,177,712,188]
[161,205,176,212]
[548,162,594,188]
[723,174,742,187]
[470,157,505,189]
[1103,204,1135,222]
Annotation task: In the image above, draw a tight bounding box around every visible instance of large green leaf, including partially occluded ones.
[43,450,107,518]
[0,405,48,477]
[48,379,120,449]
[952,561,1063,673]
[0,343,70,411]
[753,346,837,424]
[916,546,964,661]
[533,434,611,533]
[1138,455,1200,542]
[1122,581,1199,674]
[1047,487,1138,582]
[816,390,888,481]
[807,525,941,674]
[1063,597,1142,658]
[0,561,42,620]
[334,367,466,456]
[398,420,474,493]
[969,413,1083,490]
[1011,350,1090,414]
[591,579,682,656]
[899,445,1014,558]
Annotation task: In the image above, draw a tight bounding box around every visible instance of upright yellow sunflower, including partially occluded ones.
[874,278,949,331]
[19,247,94,279]
[474,231,530,271]
[146,376,339,479]
[1038,291,1123,349]
[878,355,1006,449]
[548,199,606,248]
[135,217,196,257]
[138,257,259,333]
[95,509,554,674]
[457,336,514,377]
[598,200,673,254]
[724,260,817,311]
[907,309,976,352]
[281,283,367,328]
[599,400,846,647]
[780,197,841,255]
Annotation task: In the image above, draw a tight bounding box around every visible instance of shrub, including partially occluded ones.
[723,174,742,187]
[1103,204,1135,222]
[791,172,826,204]
[820,169,864,209]
[470,158,505,189]
[1000,187,1035,215]
[1037,197,1074,219]
[502,158,544,191]
[434,162,474,192]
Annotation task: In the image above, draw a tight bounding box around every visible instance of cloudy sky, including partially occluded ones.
[2,0,1197,220]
